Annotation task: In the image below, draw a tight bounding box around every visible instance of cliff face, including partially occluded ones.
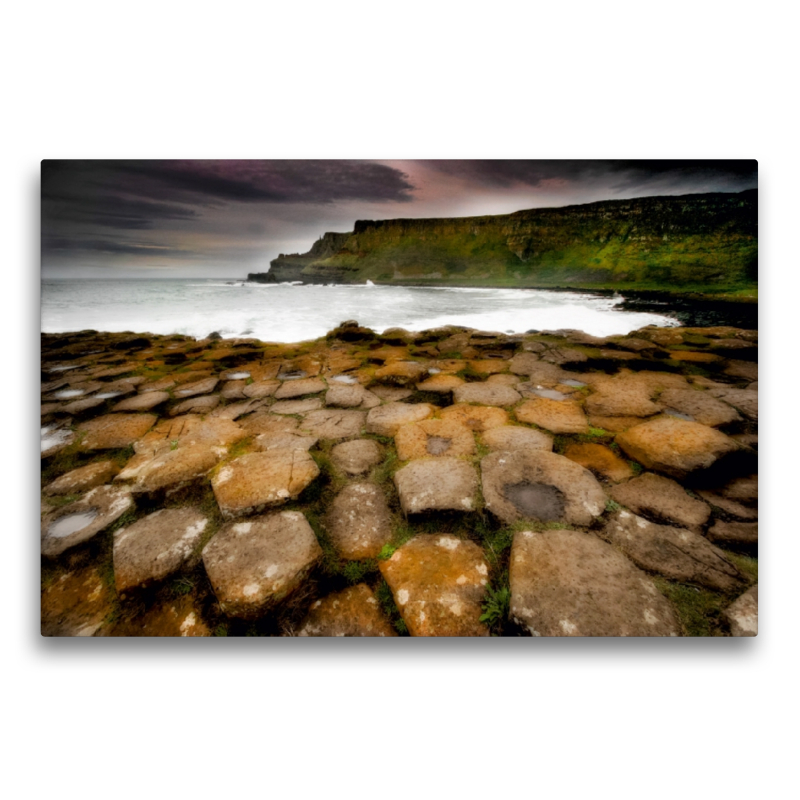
[248,190,757,290]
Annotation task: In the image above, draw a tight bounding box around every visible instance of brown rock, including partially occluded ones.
[452,382,521,407]
[697,491,758,521]
[43,460,120,496]
[416,374,465,392]
[369,386,414,402]
[102,594,210,637]
[394,458,479,514]
[509,529,680,636]
[374,361,428,385]
[172,376,219,398]
[269,398,324,415]
[169,393,221,416]
[587,415,651,433]
[365,403,435,437]
[439,404,509,432]
[274,377,327,399]
[509,352,542,375]
[708,388,758,421]
[113,507,209,592]
[707,520,758,545]
[615,417,740,479]
[297,584,397,637]
[300,409,367,440]
[724,585,758,636]
[325,483,393,559]
[253,432,318,453]
[515,398,589,434]
[481,425,553,453]
[111,391,170,412]
[585,380,663,418]
[563,442,634,483]
[609,472,711,531]
[330,439,383,476]
[600,510,745,592]
[395,418,475,461]
[658,388,741,427]
[41,566,114,636]
[541,347,588,366]
[202,511,322,618]
[378,535,489,636]
[131,443,226,493]
[724,360,758,382]
[243,380,281,399]
[481,450,606,526]
[80,414,158,450]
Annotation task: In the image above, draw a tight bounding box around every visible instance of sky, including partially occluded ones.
[41,160,757,279]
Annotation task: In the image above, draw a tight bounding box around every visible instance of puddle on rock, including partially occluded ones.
[41,428,72,453]
[278,371,307,381]
[531,387,569,401]
[426,436,452,455]
[48,365,80,373]
[665,408,695,421]
[226,372,251,380]
[562,379,587,388]
[331,374,358,384]
[54,389,85,399]
[94,391,123,399]
[503,481,566,521]
[427,367,441,374]
[47,509,98,538]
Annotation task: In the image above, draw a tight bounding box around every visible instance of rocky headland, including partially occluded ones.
[249,190,757,300]
[41,321,758,637]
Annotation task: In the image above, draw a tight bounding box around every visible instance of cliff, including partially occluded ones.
[248,190,757,294]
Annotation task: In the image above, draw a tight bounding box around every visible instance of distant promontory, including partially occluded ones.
[248,190,757,298]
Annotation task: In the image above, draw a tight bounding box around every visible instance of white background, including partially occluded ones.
[5,2,795,798]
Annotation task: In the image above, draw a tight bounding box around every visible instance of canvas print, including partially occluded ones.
[40,160,758,637]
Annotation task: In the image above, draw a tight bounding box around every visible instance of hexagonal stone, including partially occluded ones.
[515,398,589,434]
[585,382,663,418]
[43,460,120,496]
[253,432,318,452]
[481,450,606,526]
[299,409,367,440]
[80,413,158,450]
[211,450,320,518]
[41,485,134,557]
[172,376,219,398]
[365,403,436,437]
[211,398,266,420]
[62,396,106,416]
[657,388,741,427]
[113,507,208,593]
[452,382,521,407]
[395,418,475,461]
[101,594,210,637]
[369,386,413,402]
[240,413,300,436]
[467,359,508,375]
[609,472,711,531]
[697,490,758,520]
[393,458,479,515]
[325,483,393,559]
[297,584,397,637]
[274,377,327,399]
[221,380,247,400]
[130,443,226,493]
[41,423,74,458]
[202,511,322,618]
[270,397,324,415]
[325,383,380,409]
[599,510,746,592]
[481,425,553,453]
[509,352,542,375]
[541,347,588,366]
[615,417,741,479]
[41,566,115,636]
[330,439,383,476]
[169,394,221,416]
[723,360,758,382]
[111,391,170,412]
[243,380,281,399]
[416,374,464,392]
[707,520,758,545]
[708,388,758,421]
[379,534,489,637]
[724,585,758,636]
[509,529,680,637]
[374,361,428,385]
[439,403,509,432]
[563,442,634,483]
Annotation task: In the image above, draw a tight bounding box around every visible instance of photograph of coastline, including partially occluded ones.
[40,159,758,637]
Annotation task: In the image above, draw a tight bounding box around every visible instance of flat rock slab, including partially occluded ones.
[369,386,413,402]
[482,450,606,526]
[131,443,226,493]
[541,347,588,366]
[330,439,383,475]
[394,458,479,514]
[416,374,464,392]
[324,383,380,409]
[366,403,435,436]
[509,529,680,636]
[274,377,327,399]
[300,409,367,440]
[615,417,740,479]
[587,415,651,433]
[515,398,589,434]
[297,584,397,637]
[658,388,741,427]
[212,449,320,518]
[707,520,758,545]
[325,483,393,559]
[481,425,553,453]
[585,383,663,418]
[172,376,219,398]
[374,361,428,385]
[509,352,542,375]
[709,388,758,421]
[43,460,119,496]
[241,413,299,436]
[724,585,758,636]
[439,404,509,432]
[698,490,758,521]
[62,397,106,415]
[395,418,475,461]
[243,380,281,399]
[600,510,746,592]
[609,472,711,531]
[452,383,521,407]
[221,380,247,400]
[253,432,318,452]
[270,397,324,415]
[80,413,158,450]
[169,394,221,416]
[113,507,208,593]
[202,511,322,618]
[563,442,634,483]
[41,485,134,557]
[379,535,489,636]
[112,391,170,412]
[101,594,210,637]
[41,566,114,636]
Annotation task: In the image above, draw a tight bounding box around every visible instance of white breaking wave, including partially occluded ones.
[41,279,679,343]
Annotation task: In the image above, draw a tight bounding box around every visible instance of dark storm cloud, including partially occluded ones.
[43,234,196,258]
[426,159,757,193]
[44,192,198,229]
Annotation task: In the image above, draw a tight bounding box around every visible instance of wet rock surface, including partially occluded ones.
[40,324,758,636]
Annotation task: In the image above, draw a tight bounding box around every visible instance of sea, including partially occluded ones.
[40,279,680,343]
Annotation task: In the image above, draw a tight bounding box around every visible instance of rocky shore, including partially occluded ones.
[41,321,758,637]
